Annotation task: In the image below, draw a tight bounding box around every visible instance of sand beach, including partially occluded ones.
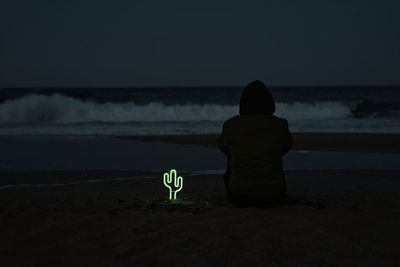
[0,133,400,266]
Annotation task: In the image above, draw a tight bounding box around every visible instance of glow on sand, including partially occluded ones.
[163,169,183,200]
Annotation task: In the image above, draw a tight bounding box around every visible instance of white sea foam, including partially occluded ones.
[276,102,351,120]
[0,94,352,123]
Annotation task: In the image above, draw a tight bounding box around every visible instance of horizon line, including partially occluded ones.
[1,84,400,89]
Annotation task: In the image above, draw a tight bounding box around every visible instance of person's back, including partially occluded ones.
[217,80,292,207]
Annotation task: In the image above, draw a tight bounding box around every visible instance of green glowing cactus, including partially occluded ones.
[163,169,183,200]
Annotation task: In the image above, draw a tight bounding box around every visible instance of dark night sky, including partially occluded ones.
[0,0,399,87]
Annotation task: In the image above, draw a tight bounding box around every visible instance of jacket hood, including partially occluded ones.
[239,80,276,115]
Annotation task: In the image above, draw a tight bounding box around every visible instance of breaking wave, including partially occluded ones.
[0,94,353,123]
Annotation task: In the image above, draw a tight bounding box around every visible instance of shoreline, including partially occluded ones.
[118,132,400,153]
[1,132,400,153]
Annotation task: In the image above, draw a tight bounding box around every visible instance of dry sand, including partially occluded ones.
[1,169,400,266]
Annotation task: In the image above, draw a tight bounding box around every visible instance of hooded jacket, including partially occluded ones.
[217,80,292,203]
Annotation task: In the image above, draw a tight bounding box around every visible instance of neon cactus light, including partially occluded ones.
[163,169,183,200]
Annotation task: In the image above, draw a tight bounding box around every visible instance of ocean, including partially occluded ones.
[0,86,399,135]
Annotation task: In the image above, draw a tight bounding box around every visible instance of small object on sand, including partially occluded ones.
[163,169,183,200]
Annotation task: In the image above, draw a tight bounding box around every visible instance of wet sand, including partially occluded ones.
[123,132,400,153]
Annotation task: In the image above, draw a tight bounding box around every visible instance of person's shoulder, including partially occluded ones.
[222,115,240,130]
[223,115,240,125]
[272,115,289,126]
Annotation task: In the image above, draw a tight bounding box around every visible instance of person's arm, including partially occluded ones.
[283,119,293,155]
[216,125,230,157]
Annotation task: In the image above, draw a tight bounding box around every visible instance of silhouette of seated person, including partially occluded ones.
[217,80,292,207]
